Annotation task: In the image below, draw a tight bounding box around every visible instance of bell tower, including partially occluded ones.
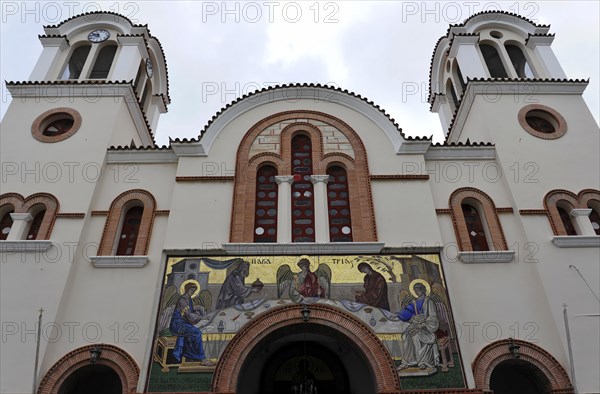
[427,11,594,142]
[3,11,170,148]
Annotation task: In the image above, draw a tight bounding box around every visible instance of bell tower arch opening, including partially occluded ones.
[212,303,400,394]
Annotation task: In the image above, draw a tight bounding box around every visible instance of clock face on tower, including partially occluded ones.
[88,29,110,43]
[146,58,154,78]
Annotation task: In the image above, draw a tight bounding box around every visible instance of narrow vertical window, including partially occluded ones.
[291,134,315,242]
[327,166,352,242]
[462,204,489,251]
[506,45,533,78]
[557,206,577,235]
[480,44,508,78]
[61,45,91,79]
[446,79,458,113]
[0,207,14,240]
[116,205,143,255]
[89,45,118,79]
[254,165,278,242]
[455,63,466,91]
[26,209,46,240]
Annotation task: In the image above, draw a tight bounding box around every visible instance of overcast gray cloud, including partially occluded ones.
[1,1,598,146]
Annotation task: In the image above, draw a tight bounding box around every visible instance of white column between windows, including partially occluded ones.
[311,175,331,243]
[570,209,595,236]
[275,176,294,243]
[7,213,32,240]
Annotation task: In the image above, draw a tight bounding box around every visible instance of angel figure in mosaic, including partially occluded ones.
[277,258,331,303]
[396,282,440,372]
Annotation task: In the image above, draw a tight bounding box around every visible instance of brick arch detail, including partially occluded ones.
[230,110,376,242]
[449,187,508,251]
[211,303,400,394]
[98,189,156,255]
[544,190,582,236]
[37,344,139,394]
[472,339,573,393]
[578,189,600,210]
[0,192,60,240]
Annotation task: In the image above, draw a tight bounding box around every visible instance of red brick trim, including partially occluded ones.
[55,213,85,218]
[0,192,59,239]
[518,104,567,140]
[98,189,156,255]
[472,339,573,393]
[370,175,430,181]
[91,210,109,216]
[176,176,235,182]
[520,209,548,215]
[37,344,139,394]
[31,107,83,143]
[436,208,452,214]
[495,207,514,213]
[449,188,508,251]
[154,210,170,216]
[212,303,400,394]
[230,111,376,243]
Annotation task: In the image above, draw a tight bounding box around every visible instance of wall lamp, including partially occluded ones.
[301,304,311,322]
[508,338,521,359]
[90,346,102,363]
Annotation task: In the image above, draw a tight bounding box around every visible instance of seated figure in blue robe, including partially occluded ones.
[170,283,215,366]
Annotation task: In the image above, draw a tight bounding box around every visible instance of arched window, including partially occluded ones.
[450,188,508,252]
[230,111,377,243]
[61,45,91,79]
[545,190,581,236]
[505,44,534,78]
[89,44,118,79]
[556,205,577,236]
[99,190,156,256]
[26,207,46,240]
[461,203,490,251]
[480,44,508,78]
[0,193,58,240]
[327,166,352,242]
[291,134,315,242]
[0,205,14,240]
[116,204,143,255]
[589,206,600,236]
[254,165,278,243]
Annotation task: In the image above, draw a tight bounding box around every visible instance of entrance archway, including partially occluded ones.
[489,359,551,394]
[472,339,573,393]
[37,344,139,394]
[212,303,400,394]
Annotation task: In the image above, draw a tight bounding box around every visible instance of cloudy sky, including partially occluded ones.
[1,1,598,146]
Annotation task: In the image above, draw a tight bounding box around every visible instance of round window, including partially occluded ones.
[32,107,82,142]
[518,105,566,140]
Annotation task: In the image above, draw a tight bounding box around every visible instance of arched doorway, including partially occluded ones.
[212,303,400,394]
[58,364,121,394]
[37,344,139,394]
[238,322,372,394]
[489,359,551,394]
[472,339,573,394]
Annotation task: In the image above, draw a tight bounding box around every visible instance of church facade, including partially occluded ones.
[1,10,598,394]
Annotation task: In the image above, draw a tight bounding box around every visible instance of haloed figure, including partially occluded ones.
[170,283,214,366]
[397,283,440,370]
